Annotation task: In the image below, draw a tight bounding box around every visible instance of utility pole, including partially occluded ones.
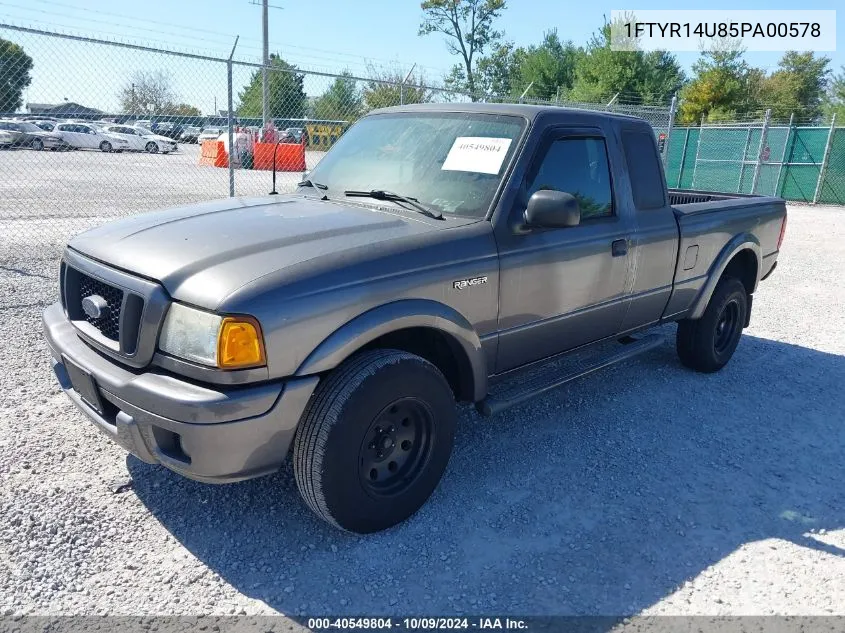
[262,0,270,129]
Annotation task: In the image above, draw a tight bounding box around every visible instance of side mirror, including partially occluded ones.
[524,190,581,228]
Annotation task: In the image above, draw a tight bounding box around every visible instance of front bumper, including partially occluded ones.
[43,302,318,483]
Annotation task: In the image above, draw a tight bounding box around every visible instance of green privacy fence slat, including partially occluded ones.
[665,125,844,205]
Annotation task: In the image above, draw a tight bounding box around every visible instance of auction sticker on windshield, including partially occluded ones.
[441,137,513,175]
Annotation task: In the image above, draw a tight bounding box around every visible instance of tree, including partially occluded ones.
[0,38,33,113]
[237,55,307,119]
[758,51,831,123]
[569,22,684,105]
[823,66,845,121]
[445,41,518,97]
[475,42,521,97]
[419,0,506,97]
[362,65,433,111]
[678,49,762,124]
[312,71,362,122]
[119,71,177,114]
[512,30,581,101]
[166,103,201,117]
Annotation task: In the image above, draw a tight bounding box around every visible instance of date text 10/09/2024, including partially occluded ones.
[307,618,529,630]
[622,21,822,38]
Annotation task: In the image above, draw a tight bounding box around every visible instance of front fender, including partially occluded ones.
[294,299,488,401]
[688,233,761,320]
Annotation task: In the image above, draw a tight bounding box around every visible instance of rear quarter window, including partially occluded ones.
[621,130,666,210]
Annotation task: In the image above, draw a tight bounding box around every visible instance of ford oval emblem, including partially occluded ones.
[82,295,109,320]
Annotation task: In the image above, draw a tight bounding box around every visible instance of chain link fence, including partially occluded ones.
[0,24,843,265]
[665,111,843,204]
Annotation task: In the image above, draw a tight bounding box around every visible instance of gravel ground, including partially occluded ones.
[0,204,843,620]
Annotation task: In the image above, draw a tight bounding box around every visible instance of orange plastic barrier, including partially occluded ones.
[252,142,306,172]
[199,140,228,168]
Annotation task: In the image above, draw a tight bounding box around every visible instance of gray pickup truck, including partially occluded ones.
[43,103,787,533]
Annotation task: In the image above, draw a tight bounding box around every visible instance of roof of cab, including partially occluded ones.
[369,101,648,124]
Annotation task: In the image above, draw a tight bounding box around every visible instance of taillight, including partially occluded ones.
[777,212,787,250]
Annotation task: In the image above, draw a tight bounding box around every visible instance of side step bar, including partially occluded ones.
[476,334,665,417]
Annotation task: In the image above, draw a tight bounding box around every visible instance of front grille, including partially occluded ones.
[61,253,161,365]
[77,273,123,341]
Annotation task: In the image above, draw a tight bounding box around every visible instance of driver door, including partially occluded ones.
[495,127,633,372]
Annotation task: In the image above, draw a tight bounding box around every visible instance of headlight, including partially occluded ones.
[158,303,266,369]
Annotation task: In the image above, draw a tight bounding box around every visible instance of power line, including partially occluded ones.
[15,0,455,76]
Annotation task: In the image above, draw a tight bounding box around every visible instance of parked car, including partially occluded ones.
[54,122,129,152]
[285,127,304,143]
[131,126,178,153]
[197,127,223,143]
[98,125,153,152]
[180,126,202,143]
[31,120,57,132]
[151,121,183,140]
[0,130,14,148]
[0,120,70,150]
[24,117,58,127]
[42,104,787,534]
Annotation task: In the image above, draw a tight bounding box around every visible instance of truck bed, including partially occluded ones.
[660,189,787,320]
[669,189,785,219]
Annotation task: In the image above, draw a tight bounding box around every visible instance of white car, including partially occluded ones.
[132,126,178,154]
[99,124,174,154]
[54,122,129,152]
[197,127,223,143]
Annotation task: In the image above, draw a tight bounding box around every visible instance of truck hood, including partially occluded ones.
[69,195,445,309]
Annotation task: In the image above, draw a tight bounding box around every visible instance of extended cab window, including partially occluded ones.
[526,137,613,219]
[621,130,666,209]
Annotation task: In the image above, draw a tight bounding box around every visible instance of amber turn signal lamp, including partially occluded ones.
[217,317,266,369]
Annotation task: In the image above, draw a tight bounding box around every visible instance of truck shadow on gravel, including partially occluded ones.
[128,331,845,617]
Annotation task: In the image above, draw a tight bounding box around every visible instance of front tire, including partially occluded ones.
[99,141,112,153]
[293,349,456,533]
[145,142,158,154]
[676,277,748,373]
[31,138,44,151]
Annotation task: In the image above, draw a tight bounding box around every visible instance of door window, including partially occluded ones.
[526,137,613,219]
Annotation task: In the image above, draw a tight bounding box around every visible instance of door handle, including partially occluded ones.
[611,239,628,257]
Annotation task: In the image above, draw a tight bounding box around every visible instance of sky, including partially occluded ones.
[1,0,842,114]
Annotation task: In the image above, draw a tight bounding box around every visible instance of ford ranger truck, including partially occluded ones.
[43,104,787,533]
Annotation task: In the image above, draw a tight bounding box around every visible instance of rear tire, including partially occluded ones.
[293,349,456,533]
[99,141,112,153]
[676,277,748,373]
[31,138,44,151]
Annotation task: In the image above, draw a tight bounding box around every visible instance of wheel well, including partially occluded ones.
[360,327,474,402]
[721,249,757,296]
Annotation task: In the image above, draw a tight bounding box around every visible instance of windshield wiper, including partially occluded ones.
[344,189,443,220]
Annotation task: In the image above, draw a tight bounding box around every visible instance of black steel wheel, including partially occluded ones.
[293,349,456,533]
[677,277,748,373]
[359,397,435,497]
[713,298,740,355]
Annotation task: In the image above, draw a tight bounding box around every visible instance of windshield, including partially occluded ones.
[306,112,525,217]
[136,127,153,135]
